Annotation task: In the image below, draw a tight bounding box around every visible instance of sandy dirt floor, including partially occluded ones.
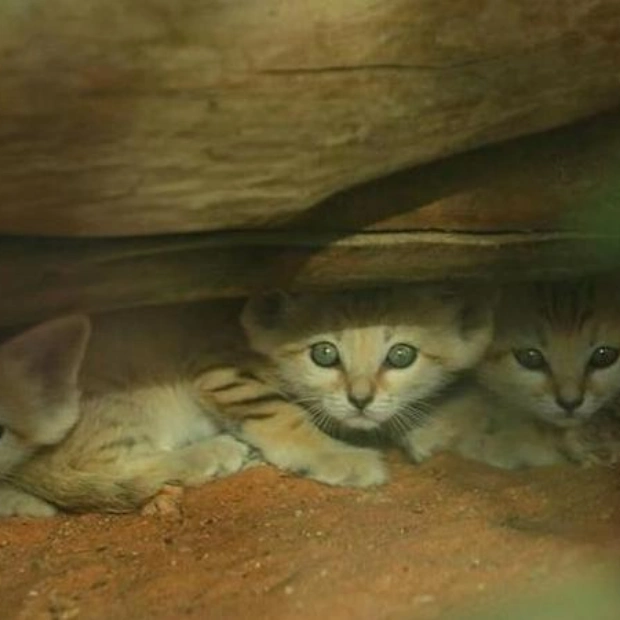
[1,453,619,620]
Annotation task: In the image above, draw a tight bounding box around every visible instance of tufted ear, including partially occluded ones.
[0,314,91,449]
[417,282,499,339]
[444,284,499,370]
[457,285,500,339]
[241,290,305,356]
[241,290,299,331]
[243,291,285,330]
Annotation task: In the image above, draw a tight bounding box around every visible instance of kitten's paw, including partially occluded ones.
[298,448,388,488]
[0,485,58,518]
[562,440,620,468]
[183,435,254,486]
[562,419,620,467]
[404,437,437,464]
[402,422,453,464]
[141,485,185,518]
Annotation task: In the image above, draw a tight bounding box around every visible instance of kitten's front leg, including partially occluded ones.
[241,412,388,488]
[402,422,452,464]
[0,482,58,518]
[197,367,388,487]
[561,416,620,467]
[401,395,479,464]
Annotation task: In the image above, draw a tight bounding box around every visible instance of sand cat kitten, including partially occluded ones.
[5,285,493,516]
[404,280,620,469]
[198,285,495,483]
[0,316,90,516]
[3,301,253,516]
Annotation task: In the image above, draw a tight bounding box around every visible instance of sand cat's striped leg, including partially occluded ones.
[197,367,387,487]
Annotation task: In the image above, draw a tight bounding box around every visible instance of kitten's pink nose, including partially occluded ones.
[556,395,584,414]
[347,393,373,411]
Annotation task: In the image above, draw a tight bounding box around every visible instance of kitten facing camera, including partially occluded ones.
[405,279,620,469]
[242,286,494,440]
[480,280,620,428]
[200,284,496,486]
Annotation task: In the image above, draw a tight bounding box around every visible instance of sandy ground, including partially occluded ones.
[1,453,619,620]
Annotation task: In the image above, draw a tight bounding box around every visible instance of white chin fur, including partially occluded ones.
[549,419,586,429]
[341,416,381,430]
[538,410,591,429]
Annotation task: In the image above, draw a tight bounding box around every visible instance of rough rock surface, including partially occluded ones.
[0,0,619,235]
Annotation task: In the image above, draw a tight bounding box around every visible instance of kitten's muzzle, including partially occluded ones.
[347,393,373,411]
[555,395,584,415]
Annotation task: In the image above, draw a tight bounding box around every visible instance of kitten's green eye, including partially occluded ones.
[513,348,547,371]
[310,342,340,367]
[385,343,417,369]
[589,346,619,370]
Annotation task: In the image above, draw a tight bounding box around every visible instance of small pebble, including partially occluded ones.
[414,594,435,605]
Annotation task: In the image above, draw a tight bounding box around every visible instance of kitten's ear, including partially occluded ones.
[423,282,498,337]
[457,285,499,338]
[242,290,297,332]
[0,315,91,445]
[0,315,91,390]
[449,285,499,369]
[241,291,300,354]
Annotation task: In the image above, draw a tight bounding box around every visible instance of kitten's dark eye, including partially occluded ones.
[310,342,340,368]
[588,346,619,370]
[385,344,417,369]
[513,348,547,371]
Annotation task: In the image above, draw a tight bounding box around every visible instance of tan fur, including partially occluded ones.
[3,301,253,515]
[197,366,387,487]
[405,389,578,469]
[3,284,495,515]
[404,279,620,469]
[198,285,495,485]
[0,315,91,516]
[479,279,620,428]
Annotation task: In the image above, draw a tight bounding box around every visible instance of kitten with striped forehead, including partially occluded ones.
[481,279,620,428]
[201,285,495,483]
[405,279,620,469]
[245,286,493,437]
